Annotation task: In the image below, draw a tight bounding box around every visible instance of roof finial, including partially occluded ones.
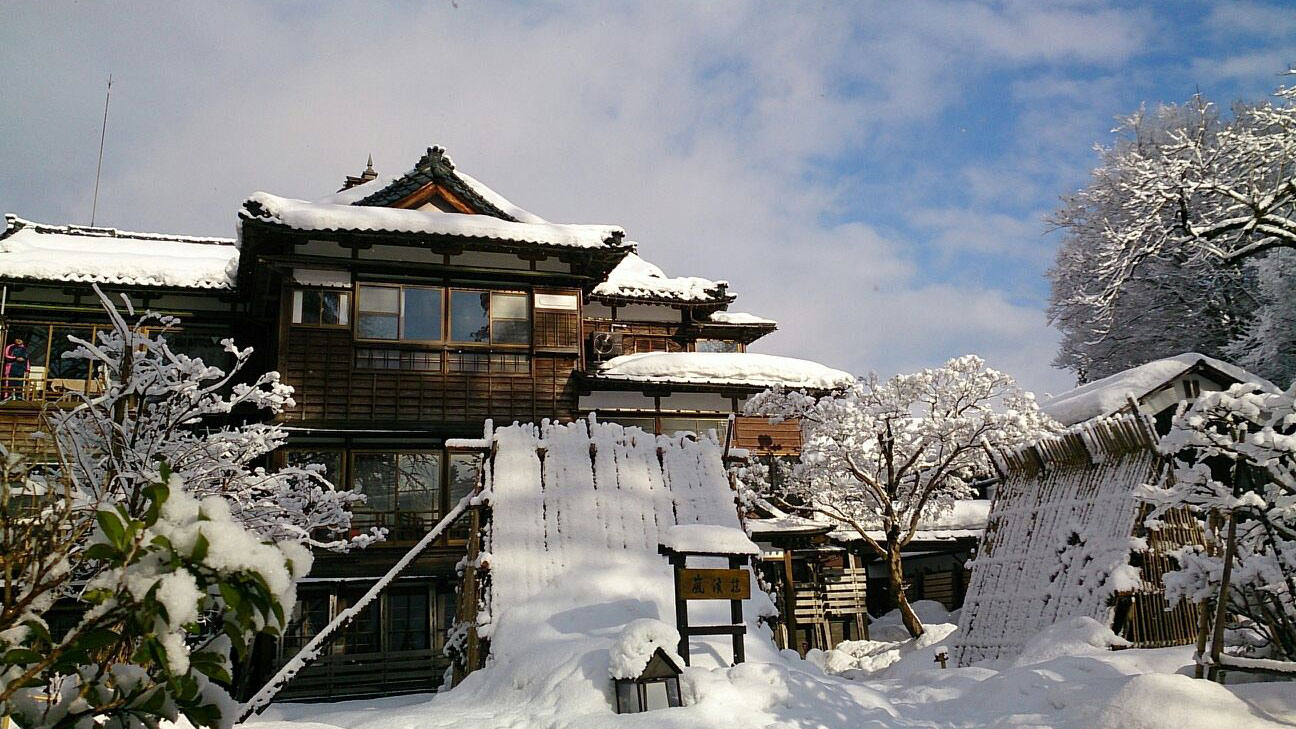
[366,153,375,174]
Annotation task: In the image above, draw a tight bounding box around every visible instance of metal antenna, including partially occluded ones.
[90,74,113,226]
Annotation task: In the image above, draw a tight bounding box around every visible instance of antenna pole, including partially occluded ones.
[91,74,113,226]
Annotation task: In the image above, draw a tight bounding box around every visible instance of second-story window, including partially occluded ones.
[449,290,530,345]
[695,338,740,353]
[356,284,443,341]
[292,289,350,326]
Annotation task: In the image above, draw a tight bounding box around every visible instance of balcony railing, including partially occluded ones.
[1,369,103,404]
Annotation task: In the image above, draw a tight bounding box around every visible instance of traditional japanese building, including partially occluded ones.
[0,145,852,701]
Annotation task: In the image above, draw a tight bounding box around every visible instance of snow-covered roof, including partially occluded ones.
[660,524,761,555]
[832,499,992,544]
[591,252,730,302]
[594,352,855,390]
[1041,352,1277,426]
[706,310,777,327]
[0,215,238,290]
[240,192,625,249]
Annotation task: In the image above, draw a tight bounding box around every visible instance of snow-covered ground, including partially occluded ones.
[244,600,1296,729]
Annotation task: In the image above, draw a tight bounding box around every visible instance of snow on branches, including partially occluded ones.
[48,286,377,551]
[1139,381,1296,660]
[746,355,1058,636]
[1049,75,1296,382]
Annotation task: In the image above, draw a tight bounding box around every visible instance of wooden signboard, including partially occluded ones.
[678,568,751,600]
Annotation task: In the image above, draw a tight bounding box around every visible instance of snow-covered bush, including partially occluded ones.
[747,355,1057,637]
[1140,381,1296,660]
[1,466,307,729]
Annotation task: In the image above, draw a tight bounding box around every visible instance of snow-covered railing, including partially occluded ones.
[238,494,473,721]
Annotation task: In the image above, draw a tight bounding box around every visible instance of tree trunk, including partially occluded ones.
[886,539,924,639]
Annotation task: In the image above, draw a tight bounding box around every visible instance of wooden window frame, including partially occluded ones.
[354,283,445,344]
[290,288,351,328]
[447,287,531,349]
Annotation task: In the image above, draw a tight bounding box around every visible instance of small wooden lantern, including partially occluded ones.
[613,647,683,714]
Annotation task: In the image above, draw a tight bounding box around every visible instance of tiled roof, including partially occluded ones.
[0,215,238,290]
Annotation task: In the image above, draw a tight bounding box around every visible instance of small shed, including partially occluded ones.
[955,413,1205,666]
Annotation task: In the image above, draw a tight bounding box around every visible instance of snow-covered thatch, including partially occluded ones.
[592,252,729,302]
[595,352,854,390]
[0,215,238,289]
[955,414,1200,665]
[1040,352,1276,426]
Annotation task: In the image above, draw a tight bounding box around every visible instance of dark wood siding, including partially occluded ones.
[279,326,579,426]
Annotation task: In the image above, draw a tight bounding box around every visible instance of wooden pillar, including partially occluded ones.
[671,553,689,665]
[730,555,746,664]
[782,546,798,653]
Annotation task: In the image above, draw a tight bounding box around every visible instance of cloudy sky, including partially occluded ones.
[3,1,1294,396]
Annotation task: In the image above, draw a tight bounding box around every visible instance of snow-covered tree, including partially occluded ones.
[1224,249,1296,389]
[1048,98,1259,382]
[1139,382,1296,662]
[1048,76,1296,385]
[48,287,376,551]
[746,355,1057,638]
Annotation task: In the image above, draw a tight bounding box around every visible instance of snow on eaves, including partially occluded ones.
[1040,352,1277,426]
[595,352,855,390]
[0,215,238,290]
[592,252,729,302]
[707,310,777,327]
[241,192,625,249]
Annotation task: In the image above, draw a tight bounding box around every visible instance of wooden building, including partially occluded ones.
[0,146,853,701]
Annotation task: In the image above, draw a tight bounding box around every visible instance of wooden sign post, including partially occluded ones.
[658,545,751,666]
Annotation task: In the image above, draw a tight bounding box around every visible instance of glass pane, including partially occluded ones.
[284,592,330,653]
[403,287,443,340]
[492,319,530,345]
[696,339,739,353]
[338,589,380,655]
[285,450,343,485]
[491,292,528,320]
[357,313,399,339]
[165,330,231,369]
[616,682,640,714]
[48,327,91,380]
[358,284,400,313]
[352,453,397,514]
[321,292,347,325]
[17,325,49,368]
[398,453,441,515]
[387,589,430,651]
[300,290,323,325]
[448,454,480,505]
[644,681,670,710]
[450,291,490,342]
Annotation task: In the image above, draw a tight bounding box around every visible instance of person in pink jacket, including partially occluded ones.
[3,337,29,398]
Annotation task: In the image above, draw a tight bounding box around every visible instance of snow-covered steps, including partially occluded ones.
[450,418,780,721]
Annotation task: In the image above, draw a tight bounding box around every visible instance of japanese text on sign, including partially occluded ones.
[678,568,750,600]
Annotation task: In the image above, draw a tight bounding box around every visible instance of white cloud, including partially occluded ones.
[0,1,1179,395]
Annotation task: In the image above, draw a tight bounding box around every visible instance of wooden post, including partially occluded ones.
[671,552,689,664]
[782,547,798,653]
[1207,510,1239,683]
[730,555,746,664]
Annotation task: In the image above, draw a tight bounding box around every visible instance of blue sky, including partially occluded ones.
[2,1,1294,395]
